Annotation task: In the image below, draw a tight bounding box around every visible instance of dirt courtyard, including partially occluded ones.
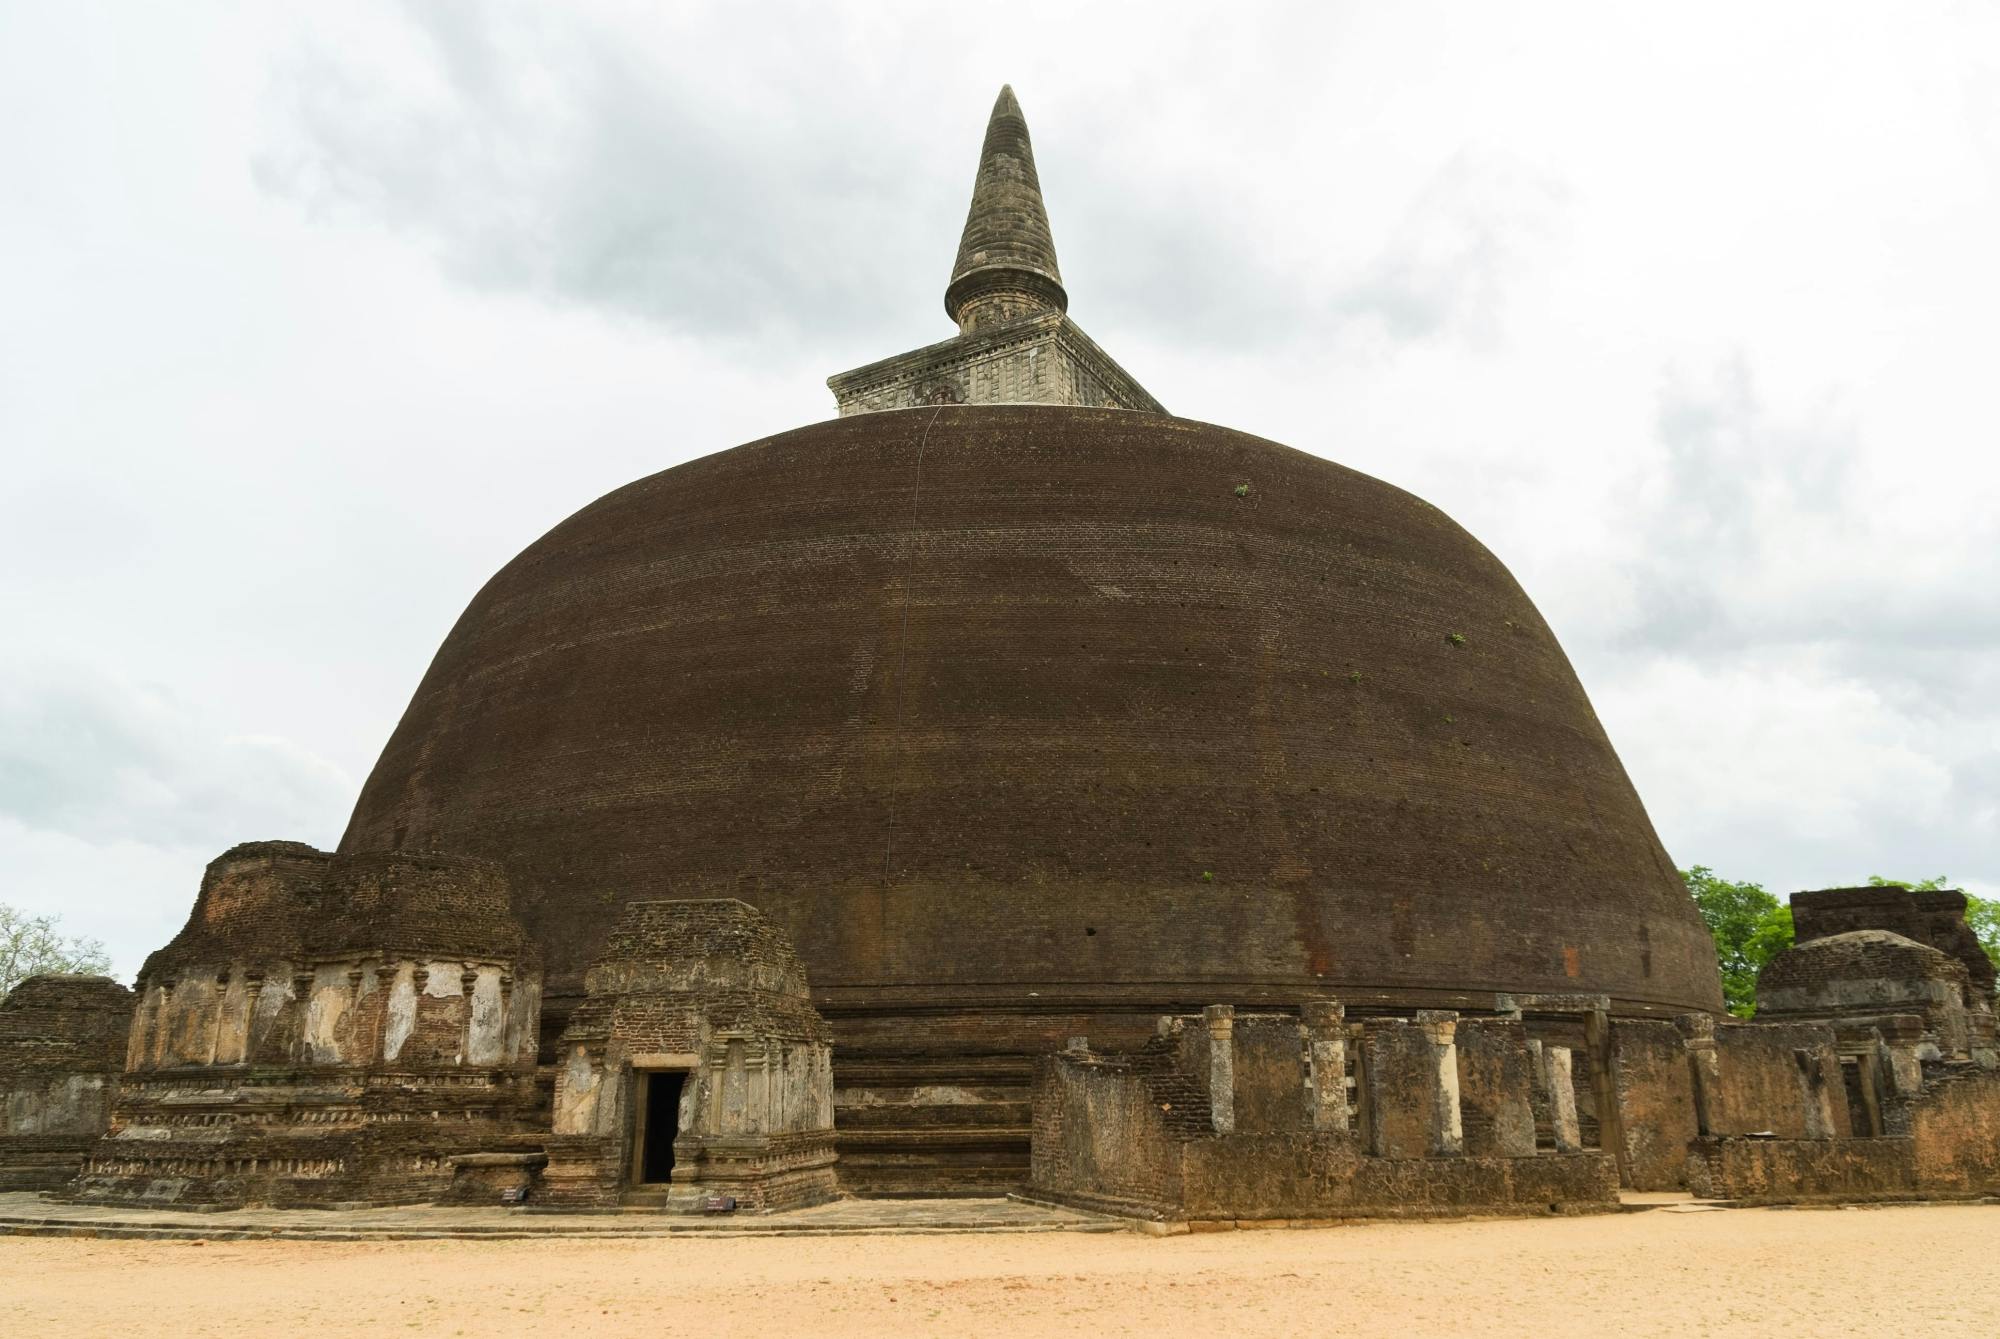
[5,1204,1994,1338]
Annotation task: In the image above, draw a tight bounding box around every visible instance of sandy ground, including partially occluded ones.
[4,1205,1995,1338]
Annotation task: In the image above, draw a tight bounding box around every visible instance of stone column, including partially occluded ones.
[1544,1045,1581,1153]
[1204,1005,1235,1134]
[1583,1007,1628,1184]
[1676,1013,1720,1137]
[498,972,515,1063]
[745,1044,770,1136]
[1302,1001,1349,1132]
[1415,1010,1463,1156]
[459,967,481,1065]
[291,970,315,1064]
[721,1038,747,1134]
[373,965,398,1062]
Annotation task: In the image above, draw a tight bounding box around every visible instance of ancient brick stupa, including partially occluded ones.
[327,85,1724,1192]
[22,86,1851,1216]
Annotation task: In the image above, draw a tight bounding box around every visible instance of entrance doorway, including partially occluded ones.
[638,1070,686,1184]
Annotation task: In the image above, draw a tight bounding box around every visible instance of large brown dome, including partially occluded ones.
[341,406,1722,1027]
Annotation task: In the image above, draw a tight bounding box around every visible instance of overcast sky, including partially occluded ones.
[4,2,1997,978]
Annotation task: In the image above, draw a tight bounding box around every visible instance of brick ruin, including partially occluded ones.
[66,842,547,1208]
[1025,886,1997,1222]
[0,975,133,1191]
[1029,1005,1620,1223]
[1,874,1996,1218]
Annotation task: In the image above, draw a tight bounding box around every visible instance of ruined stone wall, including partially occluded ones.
[1909,1067,2000,1194]
[1362,1021,1448,1158]
[1177,1136,1617,1221]
[1707,1023,1848,1139]
[1230,1014,1307,1134]
[1607,1020,1700,1190]
[1684,1136,1917,1203]
[1455,1019,1536,1158]
[1030,1014,1615,1223]
[1029,1050,1187,1214]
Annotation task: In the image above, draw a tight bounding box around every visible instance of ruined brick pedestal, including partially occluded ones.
[0,976,134,1190]
[69,843,545,1208]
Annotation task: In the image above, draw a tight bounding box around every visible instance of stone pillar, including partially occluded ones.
[458,967,480,1063]
[1583,1007,1627,1184]
[1204,1004,1235,1134]
[1544,1045,1581,1153]
[1676,1013,1720,1137]
[1302,1001,1349,1132]
[1415,1010,1463,1156]
[745,1044,770,1136]
[722,1038,747,1134]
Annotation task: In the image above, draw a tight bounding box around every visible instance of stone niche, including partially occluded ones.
[72,842,544,1208]
[1029,1004,1616,1224]
[539,899,837,1213]
[0,975,135,1190]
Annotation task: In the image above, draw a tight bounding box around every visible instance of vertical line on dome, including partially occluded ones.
[879,404,948,896]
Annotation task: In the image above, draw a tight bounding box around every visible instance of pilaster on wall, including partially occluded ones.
[1204,1005,1235,1135]
[1302,1002,1349,1133]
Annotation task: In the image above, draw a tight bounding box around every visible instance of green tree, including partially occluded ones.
[1680,866,1793,1017]
[0,903,112,999]
[1867,875,2000,970]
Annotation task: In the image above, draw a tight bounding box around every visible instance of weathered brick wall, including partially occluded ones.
[1029,1051,1183,1214]
[1608,1020,1700,1189]
[1362,1022,1438,1159]
[1909,1067,2000,1194]
[1231,1014,1307,1134]
[1456,1019,1535,1157]
[139,842,329,982]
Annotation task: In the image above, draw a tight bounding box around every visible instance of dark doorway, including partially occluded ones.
[640,1071,685,1184]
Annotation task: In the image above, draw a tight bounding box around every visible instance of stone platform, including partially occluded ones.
[0,1191,1125,1242]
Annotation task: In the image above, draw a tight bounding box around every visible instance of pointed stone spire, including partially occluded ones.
[945,85,1068,332]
